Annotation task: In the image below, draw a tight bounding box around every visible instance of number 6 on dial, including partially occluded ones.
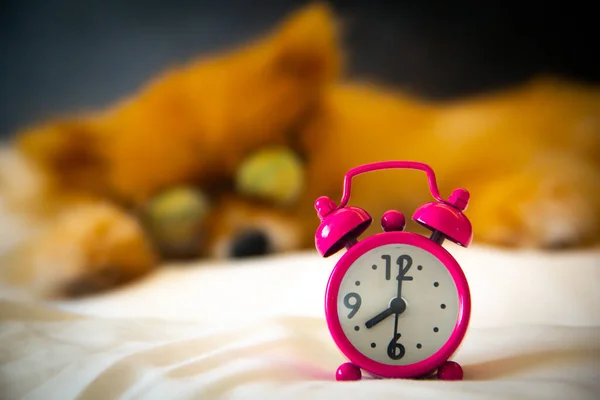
[314,161,473,381]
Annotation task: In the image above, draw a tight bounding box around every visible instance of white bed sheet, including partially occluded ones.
[1,245,600,400]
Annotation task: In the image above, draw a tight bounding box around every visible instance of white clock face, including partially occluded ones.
[336,243,459,366]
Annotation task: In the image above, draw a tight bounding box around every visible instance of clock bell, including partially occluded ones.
[314,161,474,257]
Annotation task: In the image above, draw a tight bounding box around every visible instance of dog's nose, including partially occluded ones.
[230,229,271,258]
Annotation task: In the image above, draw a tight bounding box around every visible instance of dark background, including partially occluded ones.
[1,0,597,137]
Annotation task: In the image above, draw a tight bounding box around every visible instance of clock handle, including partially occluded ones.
[337,161,449,209]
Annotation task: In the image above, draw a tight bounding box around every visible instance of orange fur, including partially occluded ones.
[15,3,341,206]
[1,3,599,298]
[207,77,600,254]
[1,3,340,297]
[295,78,600,248]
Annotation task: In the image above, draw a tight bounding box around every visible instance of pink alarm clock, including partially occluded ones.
[314,161,473,381]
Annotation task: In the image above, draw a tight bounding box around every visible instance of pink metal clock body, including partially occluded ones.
[314,161,473,381]
[325,232,471,379]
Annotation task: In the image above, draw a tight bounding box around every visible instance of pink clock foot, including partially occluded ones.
[336,362,362,381]
[437,361,463,381]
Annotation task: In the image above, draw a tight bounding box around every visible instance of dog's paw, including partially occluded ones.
[1,202,158,298]
[468,160,600,249]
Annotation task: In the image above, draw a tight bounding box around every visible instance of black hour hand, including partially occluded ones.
[365,307,394,329]
[365,297,408,329]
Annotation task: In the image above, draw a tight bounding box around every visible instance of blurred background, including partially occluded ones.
[1,0,598,138]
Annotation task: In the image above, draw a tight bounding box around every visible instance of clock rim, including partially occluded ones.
[324,231,471,379]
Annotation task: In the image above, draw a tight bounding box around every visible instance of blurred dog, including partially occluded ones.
[0,3,340,297]
[0,3,598,299]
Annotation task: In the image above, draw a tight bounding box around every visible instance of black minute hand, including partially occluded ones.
[395,255,413,299]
